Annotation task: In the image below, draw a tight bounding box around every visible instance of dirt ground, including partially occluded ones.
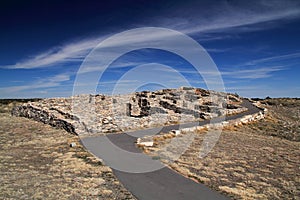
[144,98,300,199]
[0,101,136,200]
[0,99,299,199]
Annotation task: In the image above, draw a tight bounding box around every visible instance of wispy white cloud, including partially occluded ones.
[206,48,232,53]
[155,63,286,79]
[0,29,183,70]
[222,66,285,79]
[215,52,300,79]
[1,1,299,71]
[225,84,300,98]
[0,72,72,97]
[0,37,102,69]
[77,61,146,74]
[162,0,300,34]
[243,52,300,66]
[212,51,300,80]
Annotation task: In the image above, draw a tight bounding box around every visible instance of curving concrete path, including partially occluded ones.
[81,99,261,200]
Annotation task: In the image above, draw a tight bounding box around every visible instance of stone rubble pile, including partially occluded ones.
[12,87,245,135]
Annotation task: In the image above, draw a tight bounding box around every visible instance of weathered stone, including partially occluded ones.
[70,142,76,147]
[170,130,181,136]
[137,137,154,147]
[11,87,247,136]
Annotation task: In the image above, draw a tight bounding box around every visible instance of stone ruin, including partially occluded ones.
[12,87,246,135]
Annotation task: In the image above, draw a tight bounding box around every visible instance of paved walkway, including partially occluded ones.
[81,99,261,200]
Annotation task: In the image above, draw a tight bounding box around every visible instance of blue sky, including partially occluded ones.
[0,0,300,98]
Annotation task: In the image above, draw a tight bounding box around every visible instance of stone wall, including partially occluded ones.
[137,110,266,147]
[12,87,246,136]
[11,104,77,134]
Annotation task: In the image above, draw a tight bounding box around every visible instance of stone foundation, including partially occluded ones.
[137,107,266,147]
[12,87,246,136]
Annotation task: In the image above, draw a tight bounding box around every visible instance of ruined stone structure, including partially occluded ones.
[12,87,246,135]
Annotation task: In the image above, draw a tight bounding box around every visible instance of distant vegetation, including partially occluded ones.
[261,98,300,107]
[0,99,41,113]
[0,98,42,104]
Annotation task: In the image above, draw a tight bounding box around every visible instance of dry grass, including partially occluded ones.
[0,101,135,199]
[143,98,300,199]
[250,98,300,141]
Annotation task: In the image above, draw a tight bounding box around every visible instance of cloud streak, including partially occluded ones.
[222,66,285,79]
[0,72,72,96]
[158,64,286,79]
[161,0,300,34]
[1,1,299,70]
[1,38,102,69]
[243,52,300,66]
